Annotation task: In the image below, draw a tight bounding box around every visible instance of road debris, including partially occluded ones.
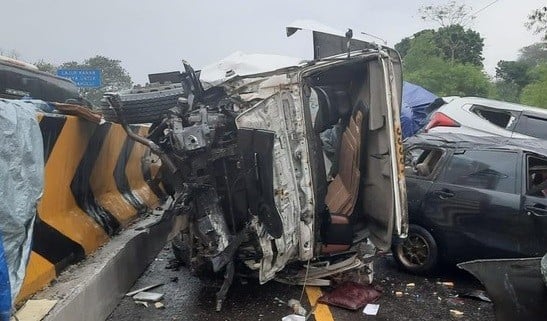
[132,291,164,302]
[318,281,381,310]
[154,302,165,309]
[125,283,164,297]
[134,301,149,308]
[450,309,464,318]
[363,303,380,315]
[437,281,454,288]
[281,315,305,321]
[287,299,306,316]
[12,299,57,321]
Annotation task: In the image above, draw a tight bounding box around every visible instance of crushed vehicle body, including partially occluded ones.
[0,56,89,106]
[394,133,547,273]
[102,31,407,310]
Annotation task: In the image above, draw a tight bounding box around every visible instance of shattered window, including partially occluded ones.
[405,148,443,178]
[439,150,518,194]
[526,156,547,196]
[471,105,515,129]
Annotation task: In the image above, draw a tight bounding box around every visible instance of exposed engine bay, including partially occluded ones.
[104,45,407,310]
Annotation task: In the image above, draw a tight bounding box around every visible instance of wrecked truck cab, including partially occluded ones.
[103,41,406,310]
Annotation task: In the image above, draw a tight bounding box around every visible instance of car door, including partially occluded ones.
[422,149,524,262]
[522,153,547,257]
[236,89,316,283]
[512,113,547,139]
[404,146,446,219]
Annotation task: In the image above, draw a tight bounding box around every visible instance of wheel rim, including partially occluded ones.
[397,233,430,268]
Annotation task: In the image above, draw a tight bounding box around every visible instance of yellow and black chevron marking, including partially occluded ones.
[17,113,166,302]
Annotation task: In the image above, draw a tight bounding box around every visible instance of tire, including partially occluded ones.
[98,83,184,124]
[392,224,438,274]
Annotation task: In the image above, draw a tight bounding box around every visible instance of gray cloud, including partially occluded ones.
[1,0,544,84]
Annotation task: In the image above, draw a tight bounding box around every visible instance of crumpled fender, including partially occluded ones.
[458,257,547,321]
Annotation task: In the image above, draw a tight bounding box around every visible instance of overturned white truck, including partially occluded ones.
[101,26,407,310]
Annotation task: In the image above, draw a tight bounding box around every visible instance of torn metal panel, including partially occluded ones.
[459,258,547,321]
[104,25,406,310]
[236,89,315,283]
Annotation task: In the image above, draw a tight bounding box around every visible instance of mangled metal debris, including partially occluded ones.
[102,25,406,311]
[458,257,547,321]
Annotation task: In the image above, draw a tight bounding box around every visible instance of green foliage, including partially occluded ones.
[519,42,547,66]
[520,63,547,108]
[405,60,490,97]
[34,59,57,74]
[395,30,434,58]
[434,25,483,66]
[395,26,484,66]
[489,81,520,103]
[495,60,531,88]
[492,42,547,103]
[400,31,441,73]
[59,56,132,105]
[399,30,490,97]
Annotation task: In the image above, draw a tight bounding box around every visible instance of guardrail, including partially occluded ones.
[16,114,165,302]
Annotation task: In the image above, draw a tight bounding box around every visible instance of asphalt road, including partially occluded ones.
[107,247,495,321]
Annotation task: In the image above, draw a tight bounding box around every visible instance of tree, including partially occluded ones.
[491,42,547,103]
[489,81,520,103]
[395,26,484,66]
[34,59,57,74]
[400,31,441,73]
[434,25,484,66]
[419,0,475,27]
[405,61,491,97]
[518,42,547,67]
[495,60,531,89]
[520,63,547,107]
[401,30,490,97]
[526,6,547,40]
[59,56,132,105]
[394,30,434,58]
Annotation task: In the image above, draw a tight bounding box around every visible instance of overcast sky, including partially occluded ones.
[1,0,544,84]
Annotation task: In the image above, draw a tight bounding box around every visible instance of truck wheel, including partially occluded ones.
[98,83,184,124]
[392,224,438,274]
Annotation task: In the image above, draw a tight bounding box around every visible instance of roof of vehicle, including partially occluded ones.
[406,133,547,156]
[443,97,547,116]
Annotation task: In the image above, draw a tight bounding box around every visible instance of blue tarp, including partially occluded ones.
[0,232,10,321]
[401,82,438,138]
[0,99,44,317]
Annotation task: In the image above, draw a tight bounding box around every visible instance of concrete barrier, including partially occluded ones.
[16,114,166,303]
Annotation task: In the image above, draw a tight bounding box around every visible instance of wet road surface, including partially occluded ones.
[108,247,495,321]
